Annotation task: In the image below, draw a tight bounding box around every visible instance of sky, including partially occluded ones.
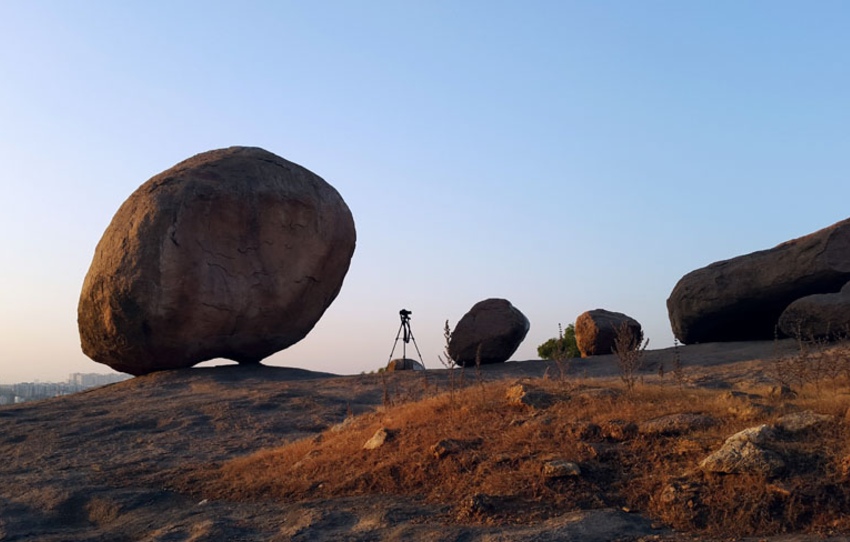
[1,1,849,383]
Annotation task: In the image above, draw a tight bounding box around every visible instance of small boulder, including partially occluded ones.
[699,440,784,476]
[542,460,582,478]
[699,425,783,476]
[574,309,642,357]
[448,299,530,366]
[778,281,850,340]
[385,358,425,371]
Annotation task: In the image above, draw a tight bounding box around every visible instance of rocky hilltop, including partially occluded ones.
[2,341,850,541]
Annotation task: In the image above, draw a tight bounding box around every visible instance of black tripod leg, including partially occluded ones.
[387,323,405,364]
[407,330,427,369]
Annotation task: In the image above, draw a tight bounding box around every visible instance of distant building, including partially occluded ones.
[67,373,129,387]
[0,373,130,404]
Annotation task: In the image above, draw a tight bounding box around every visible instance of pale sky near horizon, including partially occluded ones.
[1,1,848,383]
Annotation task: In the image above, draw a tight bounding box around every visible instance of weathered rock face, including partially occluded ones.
[574,309,642,358]
[699,425,784,476]
[78,147,356,376]
[448,298,529,366]
[667,218,850,344]
[778,281,850,339]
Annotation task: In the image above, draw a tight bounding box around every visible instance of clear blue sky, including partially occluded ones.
[1,1,848,383]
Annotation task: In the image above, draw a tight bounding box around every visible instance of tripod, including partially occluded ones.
[387,309,426,368]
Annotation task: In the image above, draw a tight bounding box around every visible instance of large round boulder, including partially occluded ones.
[78,147,356,376]
[667,218,850,344]
[575,309,642,358]
[778,281,850,339]
[448,299,529,367]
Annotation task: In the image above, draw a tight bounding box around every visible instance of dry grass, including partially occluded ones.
[183,371,850,537]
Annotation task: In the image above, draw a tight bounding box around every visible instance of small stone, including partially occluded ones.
[363,427,395,450]
[505,383,552,409]
[542,460,582,478]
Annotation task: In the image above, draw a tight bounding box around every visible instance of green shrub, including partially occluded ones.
[537,323,580,360]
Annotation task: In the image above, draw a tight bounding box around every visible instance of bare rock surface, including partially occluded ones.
[575,309,642,357]
[667,218,850,344]
[448,298,530,366]
[778,281,850,339]
[78,147,356,375]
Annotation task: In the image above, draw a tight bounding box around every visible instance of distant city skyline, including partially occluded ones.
[0,372,130,403]
[2,1,849,383]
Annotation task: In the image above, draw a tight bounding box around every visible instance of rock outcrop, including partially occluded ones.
[778,281,850,339]
[667,218,850,344]
[699,425,784,476]
[448,298,529,366]
[78,147,356,376]
[574,309,642,357]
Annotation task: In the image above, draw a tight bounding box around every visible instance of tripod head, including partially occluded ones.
[399,309,412,343]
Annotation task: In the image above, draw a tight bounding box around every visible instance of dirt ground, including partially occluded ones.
[1,340,847,541]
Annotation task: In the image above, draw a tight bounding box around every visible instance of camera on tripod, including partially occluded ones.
[387,308,425,369]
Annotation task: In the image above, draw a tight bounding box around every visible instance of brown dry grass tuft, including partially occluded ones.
[183,370,850,537]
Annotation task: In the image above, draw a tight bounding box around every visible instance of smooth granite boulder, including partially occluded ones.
[78,147,356,375]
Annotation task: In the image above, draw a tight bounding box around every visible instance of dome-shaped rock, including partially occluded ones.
[575,309,642,358]
[78,147,356,375]
[448,299,529,367]
[386,358,425,371]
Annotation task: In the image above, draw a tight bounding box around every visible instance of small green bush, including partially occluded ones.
[537,323,580,360]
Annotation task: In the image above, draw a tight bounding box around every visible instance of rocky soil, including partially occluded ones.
[2,341,848,541]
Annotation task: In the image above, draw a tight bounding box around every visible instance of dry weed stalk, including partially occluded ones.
[552,323,573,389]
[612,321,648,391]
[438,319,459,403]
[771,320,850,393]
